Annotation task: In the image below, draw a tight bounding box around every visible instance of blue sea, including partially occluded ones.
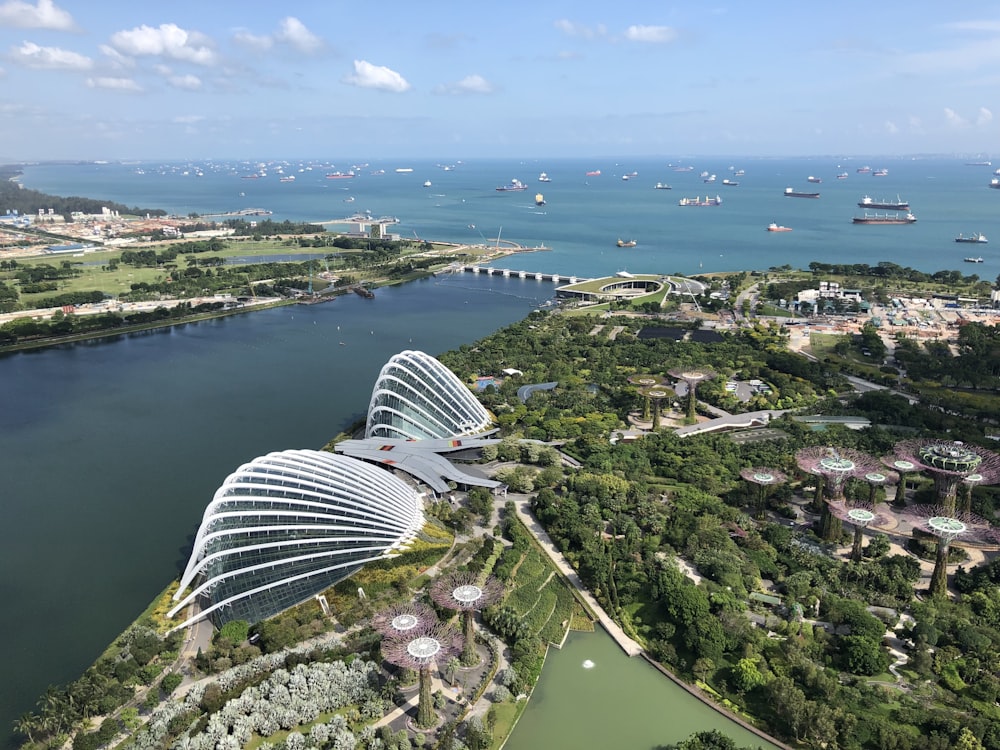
[18,156,1000,279]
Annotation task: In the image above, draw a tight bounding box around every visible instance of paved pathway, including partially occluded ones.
[506,494,643,657]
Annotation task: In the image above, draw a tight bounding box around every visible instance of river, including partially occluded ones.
[504,628,778,750]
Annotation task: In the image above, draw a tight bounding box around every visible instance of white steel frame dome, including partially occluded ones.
[365,349,493,440]
[168,449,424,629]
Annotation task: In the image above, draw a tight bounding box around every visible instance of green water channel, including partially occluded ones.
[504,627,779,750]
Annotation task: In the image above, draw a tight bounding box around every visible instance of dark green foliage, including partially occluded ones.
[0,179,166,218]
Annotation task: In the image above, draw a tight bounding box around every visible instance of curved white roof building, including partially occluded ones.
[365,350,493,440]
[169,449,424,629]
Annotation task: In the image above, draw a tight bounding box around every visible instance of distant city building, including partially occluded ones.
[168,449,424,629]
[365,349,493,440]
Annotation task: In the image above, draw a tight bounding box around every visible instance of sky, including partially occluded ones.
[0,0,998,161]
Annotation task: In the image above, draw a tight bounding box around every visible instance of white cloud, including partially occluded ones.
[554,19,607,39]
[342,59,409,92]
[232,29,272,51]
[99,44,134,69]
[944,107,968,127]
[884,121,899,135]
[623,25,676,43]
[0,0,74,30]
[434,74,494,95]
[275,17,322,54]
[109,23,216,66]
[86,76,142,92]
[943,20,1000,33]
[172,114,205,124]
[168,73,201,90]
[9,40,91,69]
[976,107,993,126]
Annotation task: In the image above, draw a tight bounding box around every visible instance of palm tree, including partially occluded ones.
[13,713,39,744]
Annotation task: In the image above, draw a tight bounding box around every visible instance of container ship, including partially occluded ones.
[858,195,909,210]
[852,212,917,224]
[784,187,820,198]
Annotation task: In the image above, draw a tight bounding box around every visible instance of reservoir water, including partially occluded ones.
[505,628,777,750]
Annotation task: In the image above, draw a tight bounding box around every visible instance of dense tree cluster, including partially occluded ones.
[0,181,166,219]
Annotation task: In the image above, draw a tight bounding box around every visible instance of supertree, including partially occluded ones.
[862,469,899,505]
[382,622,462,728]
[430,571,504,665]
[639,385,673,429]
[795,447,881,540]
[882,455,918,507]
[901,505,1000,597]
[668,367,716,421]
[371,601,439,639]
[889,439,1000,514]
[739,467,788,520]
[827,500,891,562]
[628,374,667,422]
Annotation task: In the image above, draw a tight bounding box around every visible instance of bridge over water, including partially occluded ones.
[451,265,592,284]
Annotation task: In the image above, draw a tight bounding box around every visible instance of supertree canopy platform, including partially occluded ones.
[668,368,716,420]
[430,572,504,665]
[739,467,788,520]
[628,374,668,423]
[795,447,881,540]
[371,602,439,639]
[638,385,674,429]
[862,469,899,504]
[827,500,892,561]
[382,622,462,728]
[888,439,1000,514]
[901,504,999,597]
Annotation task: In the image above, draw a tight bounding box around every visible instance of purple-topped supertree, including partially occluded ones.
[961,473,989,515]
[668,367,716,421]
[902,505,1000,597]
[430,571,504,665]
[628,374,667,422]
[371,601,439,639]
[828,500,892,562]
[382,622,462,728]
[882,456,919,506]
[739,467,788,520]
[862,469,899,505]
[889,439,1000,514]
[796,447,881,540]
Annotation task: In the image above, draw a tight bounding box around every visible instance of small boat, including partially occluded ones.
[279,175,296,182]
[807,176,822,183]
[990,179,1000,189]
[586,169,601,176]
[539,172,551,182]
[722,179,739,186]
[836,172,848,179]
[395,167,413,173]
[784,187,820,198]
[622,174,630,181]
[343,196,355,203]
[734,169,745,177]
[856,166,872,173]
[872,168,888,177]
[423,180,432,187]
[703,174,716,183]
[654,182,672,190]
[955,232,988,244]
[964,256,985,263]
[767,223,792,232]
[616,239,637,248]
[535,193,546,206]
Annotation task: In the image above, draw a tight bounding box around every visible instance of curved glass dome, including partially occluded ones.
[169,449,424,628]
[365,350,493,440]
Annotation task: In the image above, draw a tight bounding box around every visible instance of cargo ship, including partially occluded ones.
[326,171,356,179]
[852,212,917,224]
[535,193,546,206]
[678,195,722,207]
[955,232,988,244]
[964,256,985,263]
[858,195,909,210]
[807,176,822,183]
[784,187,820,198]
[767,223,792,232]
[616,239,637,248]
[586,169,602,176]
[496,179,527,192]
